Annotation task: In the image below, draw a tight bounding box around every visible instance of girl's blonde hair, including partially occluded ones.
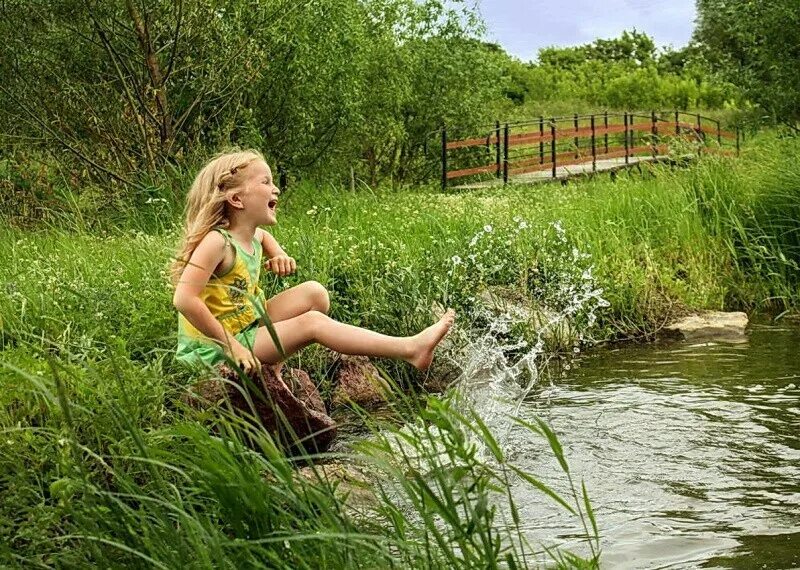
[170,149,265,285]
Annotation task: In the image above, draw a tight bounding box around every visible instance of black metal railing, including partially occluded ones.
[433,111,741,190]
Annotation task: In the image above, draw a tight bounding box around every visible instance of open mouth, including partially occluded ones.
[268,199,278,211]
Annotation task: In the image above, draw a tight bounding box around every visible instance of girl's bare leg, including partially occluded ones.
[265,280,330,323]
[258,281,329,376]
[252,309,455,370]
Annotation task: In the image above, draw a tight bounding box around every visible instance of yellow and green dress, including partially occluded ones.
[175,228,266,369]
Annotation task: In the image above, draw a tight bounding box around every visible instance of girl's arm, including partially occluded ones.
[173,231,259,371]
[258,227,286,258]
[258,228,296,276]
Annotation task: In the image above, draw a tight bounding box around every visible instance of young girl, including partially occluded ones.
[171,149,455,375]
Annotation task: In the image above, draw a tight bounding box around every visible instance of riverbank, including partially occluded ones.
[3,132,798,370]
[1,132,798,567]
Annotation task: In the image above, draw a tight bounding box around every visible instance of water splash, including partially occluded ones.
[382,219,609,467]
[448,220,610,457]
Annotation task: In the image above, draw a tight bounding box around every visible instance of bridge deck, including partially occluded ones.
[451,154,684,189]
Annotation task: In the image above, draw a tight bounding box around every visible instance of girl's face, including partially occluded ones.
[238,160,280,226]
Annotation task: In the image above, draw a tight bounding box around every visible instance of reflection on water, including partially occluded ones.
[506,322,800,569]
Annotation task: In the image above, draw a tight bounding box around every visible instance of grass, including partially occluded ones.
[2,350,600,568]
[1,131,799,567]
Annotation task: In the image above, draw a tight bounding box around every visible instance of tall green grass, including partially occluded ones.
[3,132,796,357]
[1,348,599,568]
[2,131,798,567]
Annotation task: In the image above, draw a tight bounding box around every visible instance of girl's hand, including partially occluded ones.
[266,255,296,276]
[225,340,260,374]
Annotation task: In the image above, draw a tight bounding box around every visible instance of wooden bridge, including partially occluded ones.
[436,111,740,190]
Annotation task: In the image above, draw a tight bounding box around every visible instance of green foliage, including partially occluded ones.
[1,4,797,565]
[0,4,753,218]
[2,133,799,569]
[694,0,800,124]
[0,343,599,568]
[539,30,656,67]
[0,227,176,360]
[2,135,798,370]
[0,0,505,195]
[499,31,740,116]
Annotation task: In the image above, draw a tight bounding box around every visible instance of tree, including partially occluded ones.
[538,30,656,68]
[0,0,504,192]
[0,0,286,184]
[694,0,800,125]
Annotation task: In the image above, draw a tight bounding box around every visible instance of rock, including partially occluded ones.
[296,461,376,509]
[284,367,326,415]
[477,286,577,346]
[663,311,748,341]
[477,287,532,320]
[188,363,337,454]
[331,355,391,409]
[182,375,226,406]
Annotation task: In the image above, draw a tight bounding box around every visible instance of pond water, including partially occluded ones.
[508,321,800,568]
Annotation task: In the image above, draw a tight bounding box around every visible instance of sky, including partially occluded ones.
[474,0,697,61]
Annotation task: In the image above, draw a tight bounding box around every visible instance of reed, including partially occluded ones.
[2,131,797,567]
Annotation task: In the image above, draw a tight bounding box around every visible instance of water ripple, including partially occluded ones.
[463,322,800,568]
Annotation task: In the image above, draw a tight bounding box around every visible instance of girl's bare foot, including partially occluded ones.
[407,309,456,370]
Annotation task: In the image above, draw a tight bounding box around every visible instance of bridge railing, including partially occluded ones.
[436,111,741,190]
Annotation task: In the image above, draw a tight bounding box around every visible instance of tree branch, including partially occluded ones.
[86,2,156,171]
[162,0,182,85]
[126,0,172,151]
[0,83,139,188]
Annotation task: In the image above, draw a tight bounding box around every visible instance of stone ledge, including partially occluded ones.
[662,311,748,341]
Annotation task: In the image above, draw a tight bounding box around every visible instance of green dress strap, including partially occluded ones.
[212,227,262,281]
[214,227,233,246]
[214,227,260,257]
